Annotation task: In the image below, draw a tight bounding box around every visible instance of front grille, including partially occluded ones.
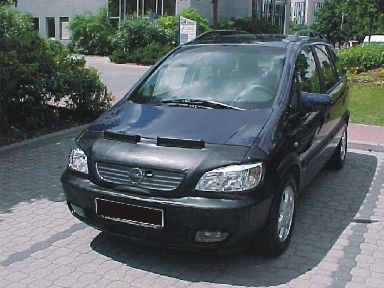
[95,162,184,191]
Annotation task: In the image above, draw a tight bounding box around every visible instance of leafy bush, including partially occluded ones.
[0,6,111,133]
[219,17,280,34]
[339,44,384,73]
[179,8,210,33]
[110,42,173,65]
[157,16,177,34]
[157,8,210,38]
[69,9,114,55]
[109,50,131,64]
[112,18,173,52]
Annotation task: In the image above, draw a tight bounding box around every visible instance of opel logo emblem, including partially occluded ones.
[127,167,144,184]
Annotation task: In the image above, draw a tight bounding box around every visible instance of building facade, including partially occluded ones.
[291,0,325,25]
[15,0,325,44]
[107,0,252,24]
[16,0,106,44]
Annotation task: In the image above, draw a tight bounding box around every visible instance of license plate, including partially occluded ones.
[95,198,164,228]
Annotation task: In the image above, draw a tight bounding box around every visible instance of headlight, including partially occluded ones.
[195,163,263,192]
[68,148,88,174]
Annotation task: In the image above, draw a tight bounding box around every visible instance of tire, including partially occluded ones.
[328,127,347,170]
[254,175,297,256]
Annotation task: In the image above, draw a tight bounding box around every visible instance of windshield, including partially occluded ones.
[128,45,286,109]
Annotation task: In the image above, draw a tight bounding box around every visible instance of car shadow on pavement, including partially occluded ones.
[90,151,379,287]
[0,136,76,214]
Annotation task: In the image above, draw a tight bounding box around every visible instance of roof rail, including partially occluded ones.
[294,29,326,40]
[187,30,258,44]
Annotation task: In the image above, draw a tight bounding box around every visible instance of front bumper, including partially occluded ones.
[61,170,272,252]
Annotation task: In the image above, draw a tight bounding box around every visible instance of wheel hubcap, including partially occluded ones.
[277,185,295,242]
[340,130,347,161]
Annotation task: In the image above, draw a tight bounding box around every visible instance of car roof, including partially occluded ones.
[363,35,384,42]
[187,30,330,49]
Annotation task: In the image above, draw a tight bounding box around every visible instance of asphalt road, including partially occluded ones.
[85,56,149,103]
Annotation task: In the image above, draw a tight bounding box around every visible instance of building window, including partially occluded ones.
[291,1,306,25]
[60,17,70,40]
[108,0,175,20]
[46,17,55,38]
[32,17,39,32]
[314,2,324,15]
[252,0,286,29]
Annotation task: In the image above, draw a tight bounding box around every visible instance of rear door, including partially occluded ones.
[312,44,348,157]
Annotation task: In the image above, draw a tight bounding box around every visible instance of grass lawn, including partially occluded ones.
[349,84,384,126]
[347,68,384,126]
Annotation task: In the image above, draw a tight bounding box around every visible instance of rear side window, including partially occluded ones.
[314,45,337,92]
[327,46,343,78]
[296,47,321,93]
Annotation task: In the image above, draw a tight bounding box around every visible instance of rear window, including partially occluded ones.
[128,45,286,109]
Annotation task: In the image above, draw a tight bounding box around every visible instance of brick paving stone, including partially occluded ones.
[366,277,384,288]
[1,125,384,288]
[53,271,84,287]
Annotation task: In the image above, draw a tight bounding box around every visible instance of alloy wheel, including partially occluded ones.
[277,185,295,242]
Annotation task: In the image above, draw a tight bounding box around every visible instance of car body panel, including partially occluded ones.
[88,101,273,147]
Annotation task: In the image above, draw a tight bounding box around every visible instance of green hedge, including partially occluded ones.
[339,44,384,73]
[69,9,114,55]
[218,17,280,34]
[112,18,173,52]
[0,6,111,133]
[157,8,210,36]
[110,42,173,65]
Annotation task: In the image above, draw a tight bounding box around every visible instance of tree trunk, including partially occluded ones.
[0,95,9,133]
[212,0,218,28]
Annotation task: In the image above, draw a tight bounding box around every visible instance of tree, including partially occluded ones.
[312,0,384,44]
[312,0,344,45]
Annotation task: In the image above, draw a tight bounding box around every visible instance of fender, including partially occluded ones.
[275,152,302,191]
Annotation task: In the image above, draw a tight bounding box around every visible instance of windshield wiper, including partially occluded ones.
[158,99,244,110]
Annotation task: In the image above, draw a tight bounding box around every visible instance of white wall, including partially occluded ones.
[176,0,192,14]
[16,0,107,43]
[190,0,251,24]
[306,0,325,24]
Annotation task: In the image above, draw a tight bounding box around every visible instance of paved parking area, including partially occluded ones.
[0,131,383,288]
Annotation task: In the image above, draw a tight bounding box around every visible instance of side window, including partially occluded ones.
[314,45,337,92]
[289,75,300,112]
[327,46,343,78]
[295,47,321,94]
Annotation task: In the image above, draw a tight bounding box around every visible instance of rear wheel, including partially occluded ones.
[255,175,297,256]
[328,127,347,170]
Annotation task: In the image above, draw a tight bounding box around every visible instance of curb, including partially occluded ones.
[349,140,384,153]
[0,124,88,153]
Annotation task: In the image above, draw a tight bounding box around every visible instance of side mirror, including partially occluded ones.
[301,92,334,111]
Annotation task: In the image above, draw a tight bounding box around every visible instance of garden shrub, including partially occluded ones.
[339,44,384,73]
[110,42,173,65]
[219,17,280,34]
[178,8,210,33]
[0,6,111,133]
[69,9,114,55]
[156,8,210,41]
[109,50,131,64]
[112,18,173,52]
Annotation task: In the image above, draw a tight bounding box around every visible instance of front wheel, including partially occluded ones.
[328,127,347,170]
[254,175,297,256]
